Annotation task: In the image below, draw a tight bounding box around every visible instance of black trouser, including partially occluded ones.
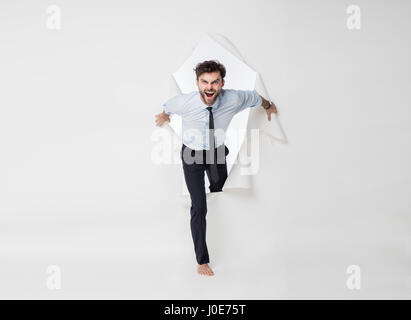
[181,143,229,265]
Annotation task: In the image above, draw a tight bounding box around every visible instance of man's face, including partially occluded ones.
[196,71,225,106]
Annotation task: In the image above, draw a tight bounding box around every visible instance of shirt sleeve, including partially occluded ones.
[162,94,186,116]
[235,89,262,113]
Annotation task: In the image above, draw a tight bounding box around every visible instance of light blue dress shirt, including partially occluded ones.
[162,89,262,150]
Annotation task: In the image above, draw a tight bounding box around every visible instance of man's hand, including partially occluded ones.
[259,95,278,121]
[155,110,171,126]
[265,102,278,121]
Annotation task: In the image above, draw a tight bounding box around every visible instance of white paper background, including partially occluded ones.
[0,0,410,299]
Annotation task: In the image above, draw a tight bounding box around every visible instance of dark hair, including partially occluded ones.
[194,60,226,80]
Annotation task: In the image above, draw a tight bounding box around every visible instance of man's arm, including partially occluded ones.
[155,93,187,126]
[259,95,278,121]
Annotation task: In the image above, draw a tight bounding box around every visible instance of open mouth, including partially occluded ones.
[205,91,215,98]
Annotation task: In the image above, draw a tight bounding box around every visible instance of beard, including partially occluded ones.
[200,89,220,104]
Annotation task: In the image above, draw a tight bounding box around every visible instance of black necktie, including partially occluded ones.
[206,107,219,183]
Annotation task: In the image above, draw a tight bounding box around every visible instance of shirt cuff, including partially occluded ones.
[253,90,262,108]
[163,104,172,115]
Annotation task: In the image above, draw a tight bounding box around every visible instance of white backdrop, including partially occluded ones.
[0,0,410,299]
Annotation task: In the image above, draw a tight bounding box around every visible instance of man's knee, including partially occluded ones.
[191,197,207,215]
[209,175,227,192]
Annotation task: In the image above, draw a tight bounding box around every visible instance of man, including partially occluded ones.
[155,60,277,276]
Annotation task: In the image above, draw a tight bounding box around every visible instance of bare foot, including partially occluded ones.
[197,263,215,276]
